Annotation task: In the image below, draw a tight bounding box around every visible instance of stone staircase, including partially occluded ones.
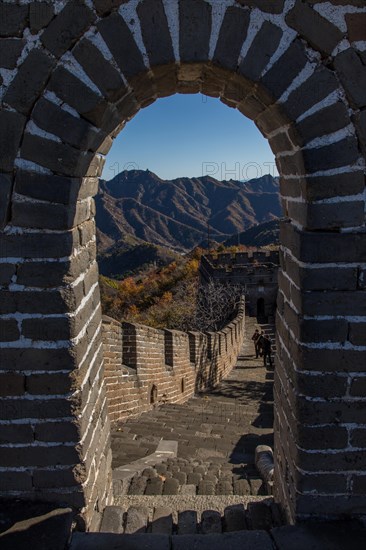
[70,316,279,548]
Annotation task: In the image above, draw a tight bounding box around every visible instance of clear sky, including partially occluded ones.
[102,94,277,182]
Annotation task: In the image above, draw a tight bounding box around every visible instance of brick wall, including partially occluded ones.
[102,299,246,425]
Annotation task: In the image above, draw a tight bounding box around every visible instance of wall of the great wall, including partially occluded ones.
[102,300,245,425]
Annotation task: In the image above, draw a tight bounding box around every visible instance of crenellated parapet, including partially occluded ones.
[102,299,246,425]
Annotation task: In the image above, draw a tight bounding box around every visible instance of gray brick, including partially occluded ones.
[239,21,282,81]
[93,0,127,16]
[35,422,79,443]
[29,2,55,33]
[224,504,246,532]
[216,480,233,495]
[334,48,366,108]
[233,479,251,495]
[0,372,25,396]
[0,471,33,492]
[179,0,211,63]
[73,38,127,103]
[14,171,98,205]
[0,347,77,373]
[178,510,198,534]
[4,49,56,115]
[124,506,148,534]
[145,477,163,495]
[303,137,360,173]
[151,507,173,534]
[138,0,175,67]
[0,110,26,172]
[22,318,72,342]
[0,38,25,69]
[247,501,273,530]
[20,133,93,178]
[294,101,350,146]
[286,2,343,56]
[0,424,34,445]
[12,197,91,231]
[0,173,13,230]
[162,478,179,495]
[0,3,28,37]
[46,66,116,130]
[213,7,250,70]
[0,320,20,342]
[198,480,216,495]
[41,0,95,58]
[0,264,16,287]
[97,12,145,79]
[261,40,308,100]
[349,323,366,346]
[201,510,222,534]
[282,66,339,121]
[31,98,103,151]
[354,109,366,156]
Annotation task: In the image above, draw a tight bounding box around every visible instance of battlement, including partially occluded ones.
[102,299,246,425]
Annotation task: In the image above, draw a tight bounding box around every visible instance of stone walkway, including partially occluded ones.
[111,317,275,499]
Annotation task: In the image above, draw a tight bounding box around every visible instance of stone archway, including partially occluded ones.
[0,0,365,529]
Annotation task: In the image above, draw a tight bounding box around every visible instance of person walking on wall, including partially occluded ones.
[251,328,260,358]
[262,335,273,367]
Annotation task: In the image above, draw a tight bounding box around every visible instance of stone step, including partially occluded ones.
[102,496,283,536]
[70,530,274,550]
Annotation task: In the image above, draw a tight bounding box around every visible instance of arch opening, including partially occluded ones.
[1,1,365,531]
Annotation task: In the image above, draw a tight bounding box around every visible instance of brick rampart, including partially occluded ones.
[102,300,245,425]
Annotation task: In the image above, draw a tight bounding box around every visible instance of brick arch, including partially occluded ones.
[0,0,365,530]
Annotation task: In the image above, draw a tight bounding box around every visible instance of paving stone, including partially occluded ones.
[247,502,273,531]
[124,506,148,534]
[142,468,157,479]
[100,506,124,533]
[155,464,167,475]
[144,478,163,496]
[128,475,147,496]
[178,510,198,535]
[162,478,179,495]
[198,481,216,495]
[201,510,222,534]
[151,507,173,535]
[216,481,234,495]
[187,472,203,486]
[180,484,196,496]
[224,504,247,532]
[173,472,187,485]
[233,479,251,496]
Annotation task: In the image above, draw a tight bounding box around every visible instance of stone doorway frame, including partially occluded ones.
[0,0,365,529]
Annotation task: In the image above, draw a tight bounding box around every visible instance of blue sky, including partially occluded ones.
[102,94,277,182]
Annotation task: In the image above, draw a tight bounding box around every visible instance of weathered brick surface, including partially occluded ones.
[0,38,25,69]
[334,48,366,108]
[286,2,343,56]
[213,7,250,70]
[0,173,13,230]
[346,13,366,43]
[138,0,175,67]
[0,110,26,172]
[15,171,98,205]
[4,49,55,115]
[97,12,145,79]
[239,21,283,82]
[179,0,211,63]
[31,98,104,152]
[73,39,127,103]
[261,40,308,101]
[41,0,95,58]
[0,3,28,37]
[29,1,55,33]
[235,0,284,13]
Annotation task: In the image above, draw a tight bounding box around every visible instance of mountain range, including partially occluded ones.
[95,170,282,256]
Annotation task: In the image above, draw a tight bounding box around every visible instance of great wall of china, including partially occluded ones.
[0,0,366,536]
